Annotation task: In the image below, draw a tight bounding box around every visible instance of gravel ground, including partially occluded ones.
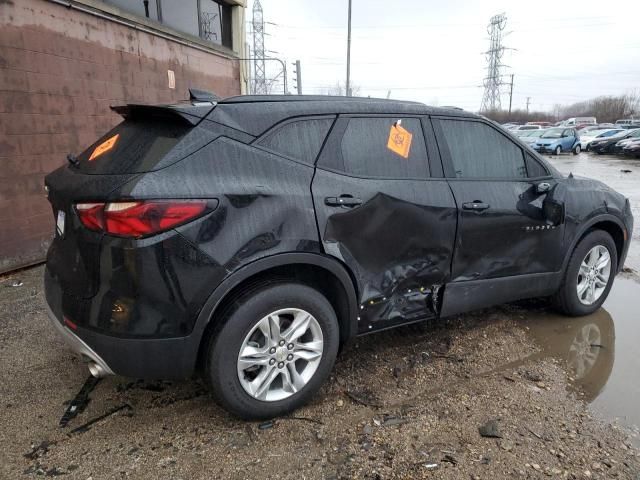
[1,265,639,479]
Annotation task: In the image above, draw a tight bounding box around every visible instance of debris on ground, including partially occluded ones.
[59,375,102,427]
[478,419,503,438]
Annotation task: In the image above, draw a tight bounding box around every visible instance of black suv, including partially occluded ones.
[44,94,633,419]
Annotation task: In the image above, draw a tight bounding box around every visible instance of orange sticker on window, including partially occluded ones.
[89,134,119,161]
[387,124,412,158]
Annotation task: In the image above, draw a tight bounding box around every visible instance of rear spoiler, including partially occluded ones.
[110,102,217,126]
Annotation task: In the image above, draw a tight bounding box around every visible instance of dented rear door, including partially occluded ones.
[311,115,457,333]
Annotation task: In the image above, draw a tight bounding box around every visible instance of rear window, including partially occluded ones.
[77,118,190,174]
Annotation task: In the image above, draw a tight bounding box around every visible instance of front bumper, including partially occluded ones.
[533,145,556,154]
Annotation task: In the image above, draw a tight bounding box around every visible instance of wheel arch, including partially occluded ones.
[563,215,627,272]
[192,252,359,371]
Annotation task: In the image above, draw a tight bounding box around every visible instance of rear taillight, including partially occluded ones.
[75,200,207,238]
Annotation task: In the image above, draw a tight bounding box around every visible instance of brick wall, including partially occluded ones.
[0,0,241,273]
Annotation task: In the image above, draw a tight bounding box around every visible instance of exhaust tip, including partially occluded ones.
[87,361,108,378]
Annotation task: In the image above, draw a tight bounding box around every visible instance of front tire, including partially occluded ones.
[555,145,562,155]
[206,282,340,419]
[552,230,617,316]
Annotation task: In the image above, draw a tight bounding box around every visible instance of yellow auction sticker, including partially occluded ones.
[89,134,119,161]
[387,124,412,158]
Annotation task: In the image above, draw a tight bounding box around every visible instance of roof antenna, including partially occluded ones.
[188,88,219,102]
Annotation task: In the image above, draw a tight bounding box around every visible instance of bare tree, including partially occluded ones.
[324,82,361,97]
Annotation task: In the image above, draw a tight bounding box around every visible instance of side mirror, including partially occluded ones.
[536,182,551,194]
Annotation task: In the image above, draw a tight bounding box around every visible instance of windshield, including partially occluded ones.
[597,130,624,138]
[541,128,564,138]
[583,129,609,137]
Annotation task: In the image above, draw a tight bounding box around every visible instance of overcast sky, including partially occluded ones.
[248,0,640,113]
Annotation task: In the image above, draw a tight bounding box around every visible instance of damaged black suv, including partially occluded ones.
[44,93,633,419]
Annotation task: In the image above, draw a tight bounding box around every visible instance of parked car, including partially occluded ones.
[517,129,547,144]
[622,140,640,158]
[526,121,552,127]
[579,129,626,150]
[511,125,543,132]
[613,134,640,153]
[44,93,633,419]
[615,118,640,127]
[533,127,581,155]
[563,117,597,127]
[590,129,640,154]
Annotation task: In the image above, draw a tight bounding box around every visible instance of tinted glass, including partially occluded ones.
[340,117,429,178]
[440,119,526,179]
[258,118,334,164]
[525,153,549,178]
[77,118,190,174]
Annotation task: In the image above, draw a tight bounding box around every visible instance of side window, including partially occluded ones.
[258,118,334,164]
[563,129,573,137]
[439,119,526,179]
[525,153,549,178]
[340,117,429,178]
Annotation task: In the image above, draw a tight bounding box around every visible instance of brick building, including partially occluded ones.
[0,0,247,273]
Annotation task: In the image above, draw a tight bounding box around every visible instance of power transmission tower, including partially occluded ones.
[252,0,267,95]
[480,13,507,112]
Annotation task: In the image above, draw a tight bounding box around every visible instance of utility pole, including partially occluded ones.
[292,60,302,95]
[346,0,352,97]
[526,96,531,113]
[480,13,507,112]
[508,74,514,114]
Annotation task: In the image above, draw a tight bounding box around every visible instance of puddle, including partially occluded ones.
[523,275,640,446]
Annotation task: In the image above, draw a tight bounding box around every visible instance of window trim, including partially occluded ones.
[433,116,553,181]
[316,114,432,180]
[252,115,337,166]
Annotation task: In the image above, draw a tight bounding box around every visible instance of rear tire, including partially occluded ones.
[552,230,617,316]
[205,282,340,419]
[573,144,581,155]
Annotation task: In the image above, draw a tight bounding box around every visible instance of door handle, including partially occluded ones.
[325,195,363,207]
[462,201,490,211]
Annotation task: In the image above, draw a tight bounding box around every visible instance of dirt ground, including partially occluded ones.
[1,264,639,480]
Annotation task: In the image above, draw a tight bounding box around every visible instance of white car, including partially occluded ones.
[517,129,547,144]
[511,125,542,132]
[580,129,626,150]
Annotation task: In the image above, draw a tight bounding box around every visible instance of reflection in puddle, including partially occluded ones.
[523,276,640,445]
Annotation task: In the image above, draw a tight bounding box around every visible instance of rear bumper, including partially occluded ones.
[46,302,115,377]
[45,269,198,379]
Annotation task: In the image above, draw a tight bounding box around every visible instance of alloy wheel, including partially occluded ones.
[237,308,324,402]
[576,245,611,305]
